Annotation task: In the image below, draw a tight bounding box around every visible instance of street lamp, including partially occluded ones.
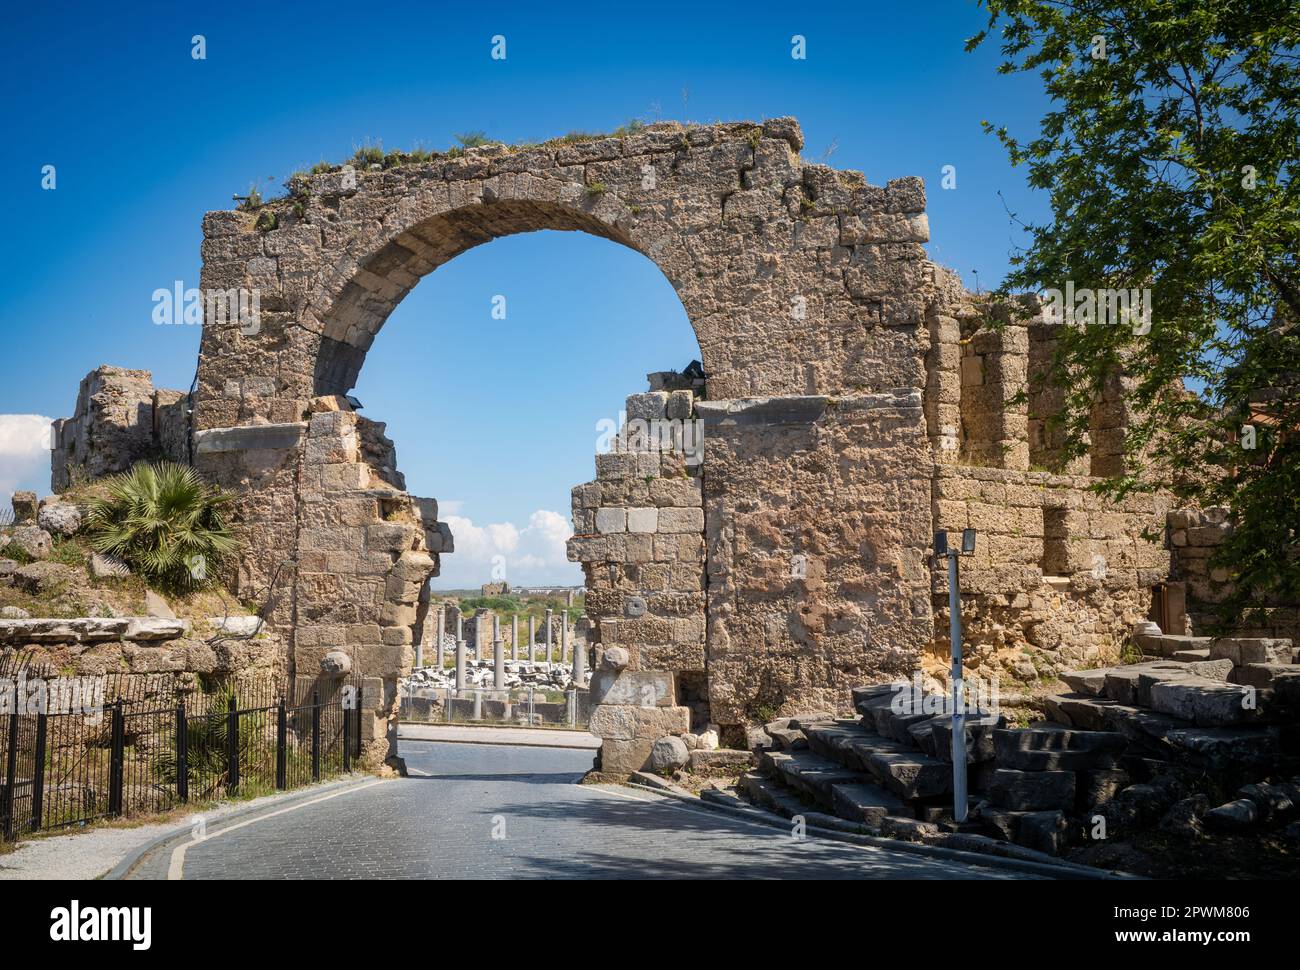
[935,528,976,823]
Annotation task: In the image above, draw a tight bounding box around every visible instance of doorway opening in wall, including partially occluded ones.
[343,228,701,731]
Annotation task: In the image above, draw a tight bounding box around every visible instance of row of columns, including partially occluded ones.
[416,606,587,688]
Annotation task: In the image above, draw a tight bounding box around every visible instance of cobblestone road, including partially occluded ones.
[130,741,1035,879]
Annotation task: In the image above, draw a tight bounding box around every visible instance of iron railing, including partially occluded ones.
[0,678,362,843]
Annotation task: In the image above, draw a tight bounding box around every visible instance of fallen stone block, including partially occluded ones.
[1045,693,1119,731]
[1203,798,1259,831]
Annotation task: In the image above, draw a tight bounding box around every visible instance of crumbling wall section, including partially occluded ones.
[51,366,190,491]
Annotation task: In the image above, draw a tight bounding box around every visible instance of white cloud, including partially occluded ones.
[0,414,54,502]
[432,508,581,589]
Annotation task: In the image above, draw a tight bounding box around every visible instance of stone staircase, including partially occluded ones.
[736,635,1300,857]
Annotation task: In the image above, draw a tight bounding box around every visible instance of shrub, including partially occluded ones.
[84,463,237,593]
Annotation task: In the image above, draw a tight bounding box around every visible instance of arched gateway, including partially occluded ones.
[187,117,1167,768]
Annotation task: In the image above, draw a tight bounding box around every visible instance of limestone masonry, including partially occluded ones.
[47,116,1292,770]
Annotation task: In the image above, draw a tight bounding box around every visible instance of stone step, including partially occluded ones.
[1060,668,1109,697]
[1171,648,1211,662]
[739,771,810,818]
[991,725,1125,771]
[987,768,1076,811]
[928,713,1006,764]
[1045,693,1120,731]
[760,749,864,808]
[1208,637,1296,666]
[980,807,1069,855]
[1148,678,1261,727]
[829,781,911,827]
[766,726,807,750]
[851,684,897,716]
[803,720,878,769]
[869,701,942,744]
[1233,663,1300,691]
[1134,633,1212,658]
[863,746,953,800]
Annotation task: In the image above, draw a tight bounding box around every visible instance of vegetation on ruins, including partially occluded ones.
[970,0,1300,626]
[84,462,237,594]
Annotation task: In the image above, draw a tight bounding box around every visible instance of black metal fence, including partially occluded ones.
[0,674,363,843]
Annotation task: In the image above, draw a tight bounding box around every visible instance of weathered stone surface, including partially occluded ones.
[588,669,674,707]
[37,501,81,536]
[587,704,690,740]
[11,491,38,524]
[647,735,689,772]
[1203,798,1259,831]
[988,768,1076,811]
[4,526,53,561]
[11,560,73,594]
[321,650,352,674]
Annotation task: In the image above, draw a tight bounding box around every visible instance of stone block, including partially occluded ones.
[626,507,658,534]
[988,769,1076,811]
[656,507,704,533]
[587,704,691,740]
[626,392,669,421]
[595,508,627,534]
[588,669,674,707]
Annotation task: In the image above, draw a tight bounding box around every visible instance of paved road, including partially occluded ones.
[128,741,1035,879]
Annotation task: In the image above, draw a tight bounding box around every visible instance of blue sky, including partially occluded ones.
[0,0,1049,585]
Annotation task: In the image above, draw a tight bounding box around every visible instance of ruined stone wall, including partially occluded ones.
[567,389,707,702]
[699,391,935,726]
[51,366,191,491]
[923,281,1175,681]
[930,465,1169,677]
[1170,507,1300,642]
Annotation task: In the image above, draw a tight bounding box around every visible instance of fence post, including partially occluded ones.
[226,694,239,795]
[343,692,352,774]
[275,697,287,790]
[107,700,125,817]
[2,708,19,840]
[176,701,189,803]
[31,710,47,834]
[311,691,321,782]
[355,684,363,761]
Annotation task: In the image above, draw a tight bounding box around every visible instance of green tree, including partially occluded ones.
[969,0,1300,625]
[85,462,238,593]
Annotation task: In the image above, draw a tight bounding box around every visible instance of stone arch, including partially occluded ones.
[191,117,946,763]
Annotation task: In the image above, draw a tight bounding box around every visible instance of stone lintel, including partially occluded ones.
[194,423,308,454]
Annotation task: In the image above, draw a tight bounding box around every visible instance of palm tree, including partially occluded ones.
[85,462,237,592]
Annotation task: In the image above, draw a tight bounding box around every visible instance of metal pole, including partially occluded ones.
[562,613,570,664]
[311,691,321,782]
[948,551,968,823]
[31,711,47,833]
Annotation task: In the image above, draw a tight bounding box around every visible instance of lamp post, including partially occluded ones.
[935,527,976,824]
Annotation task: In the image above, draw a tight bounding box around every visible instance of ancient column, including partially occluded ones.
[494,638,505,689]
[454,639,467,691]
[561,613,570,664]
[572,627,586,688]
[436,606,446,669]
[511,613,519,661]
[528,616,536,663]
[545,609,553,664]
